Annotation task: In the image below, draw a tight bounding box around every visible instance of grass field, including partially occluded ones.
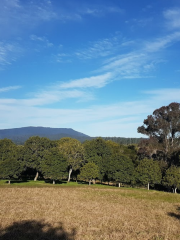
[0,181,180,240]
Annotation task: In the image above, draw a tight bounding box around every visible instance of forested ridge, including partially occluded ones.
[0,102,180,193]
[0,126,144,145]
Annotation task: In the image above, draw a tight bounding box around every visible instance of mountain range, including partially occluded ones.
[0,126,91,144]
[0,126,144,145]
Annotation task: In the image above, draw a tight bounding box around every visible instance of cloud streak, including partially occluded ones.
[164,8,180,30]
[98,31,180,79]
[58,72,113,89]
[30,35,53,47]
[0,87,179,136]
[0,86,21,93]
[0,42,22,67]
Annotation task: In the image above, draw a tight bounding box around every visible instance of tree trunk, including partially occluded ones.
[92,179,96,184]
[8,180,11,184]
[34,171,39,181]
[174,187,177,194]
[89,180,91,185]
[119,183,121,188]
[68,168,72,182]
[147,182,149,190]
[53,180,55,184]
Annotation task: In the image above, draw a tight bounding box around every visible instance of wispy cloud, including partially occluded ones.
[98,30,180,79]
[144,31,180,52]
[75,35,136,60]
[0,0,123,36]
[143,88,180,102]
[0,87,178,136]
[78,5,123,16]
[58,72,113,89]
[30,35,53,47]
[0,42,22,68]
[164,8,180,30]
[75,37,119,60]
[55,53,71,63]
[0,86,21,93]
[20,73,112,106]
[0,0,57,37]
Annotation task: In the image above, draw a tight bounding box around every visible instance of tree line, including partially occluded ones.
[0,102,180,193]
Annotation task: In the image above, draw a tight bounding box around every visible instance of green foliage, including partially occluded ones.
[0,139,16,162]
[84,138,112,181]
[58,137,84,171]
[103,137,143,145]
[110,154,135,184]
[163,165,180,189]
[24,136,56,171]
[136,158,162,187]
[137,102,180,161]
[0,158,21,180]
[0,145,23,181]
[41,148,68,183]
[79,162,99,183]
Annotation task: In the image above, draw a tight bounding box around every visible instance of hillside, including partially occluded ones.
[0,126,91,144]
[0,126,144,145]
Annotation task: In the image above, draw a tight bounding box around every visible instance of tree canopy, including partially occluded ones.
[24,136,56,180]
[41,148,68,184]
[135,158,162,190]
[163,165,180,193]
[0,144,23,183]
[138,102,180,161]
[84,138,112,181]
[57,137,84,182]
[79,162,99,185]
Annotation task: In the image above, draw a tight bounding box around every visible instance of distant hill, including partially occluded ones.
[0,126,144,145]
[0,126,91,144]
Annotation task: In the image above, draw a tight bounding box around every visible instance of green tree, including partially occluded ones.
[0,145,23,184]
[137,102,180,162]
[41,148,68,184]
[24,137,56,181]
[57,138,84,182]
[79,162,99,185]
[106,140,136,185]
[112,154,135,187]
[0,139,16,163]
[84,138,112,182]
[163,165,180,193]
[135,158,162,190]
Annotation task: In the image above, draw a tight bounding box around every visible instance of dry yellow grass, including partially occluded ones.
[0,186,180,240]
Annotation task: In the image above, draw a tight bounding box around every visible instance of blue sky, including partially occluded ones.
[0,0,180,137]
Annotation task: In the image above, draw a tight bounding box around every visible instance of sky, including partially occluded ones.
[0,0,180,137]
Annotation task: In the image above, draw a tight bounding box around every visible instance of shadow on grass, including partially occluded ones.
[44,179,68,184]
[168,207,180,221]
[5,179,29,184]
[0,220,76,240]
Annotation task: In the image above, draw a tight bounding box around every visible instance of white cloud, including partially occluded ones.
[30,35,53,47]
[58,72,113,89]
[98,31,180,79]
[75,35,132,60]
[0,42,22,67]
[79,5,123,16]
[55,53,71,63]
[143,88,180,102]
[144,31,180,52]
[100,52,151,79]
[0,87,179,136]
[0,86,21,93]
[0,0,57,37]
[164,8,180,30]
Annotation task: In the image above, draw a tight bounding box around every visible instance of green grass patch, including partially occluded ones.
[0,179,179,203]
